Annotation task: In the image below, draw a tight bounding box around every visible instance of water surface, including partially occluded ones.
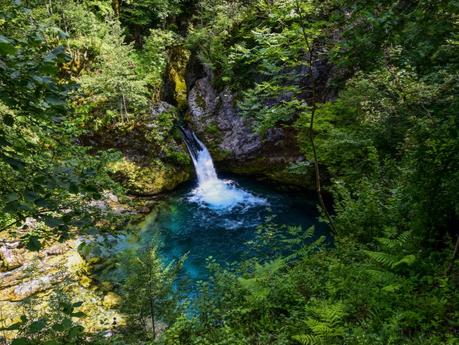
[139,176,325,283]
[102,130,327,292]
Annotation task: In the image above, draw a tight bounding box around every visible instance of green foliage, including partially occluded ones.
[4,295,87,345]
[119,0,182,46]
[136,29,179,95]
[75,20,149,125]
[161,0,459,344]
[0,1,121,242]
[119,244,186,339]
[2,0,459,344]
[293,301,346,345]
[162,226,458,345]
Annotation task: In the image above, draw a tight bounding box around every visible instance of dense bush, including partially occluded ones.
[1,0,458,344]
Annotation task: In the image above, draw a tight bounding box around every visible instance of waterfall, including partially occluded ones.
[180,127,267,211]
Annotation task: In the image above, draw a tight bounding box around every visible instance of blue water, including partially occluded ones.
[92,131,328,298]
[92,175,327,295]
[138,176,325,283]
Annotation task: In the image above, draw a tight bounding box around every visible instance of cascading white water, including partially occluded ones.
[184,131,267,211]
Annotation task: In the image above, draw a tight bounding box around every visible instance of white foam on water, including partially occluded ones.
[185,132,267,211]
[189,178,267,211]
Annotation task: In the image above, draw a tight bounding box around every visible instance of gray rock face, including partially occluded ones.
[188,77,263,159]
[186,64,319,188]
[0,244,75,302]
[186,72,311,189]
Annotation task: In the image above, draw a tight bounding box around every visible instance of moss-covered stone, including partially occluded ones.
[219,159,314,189]
[79,275,94,288]
[208,145,231,161]
[102,292,122,309]
[163,46,190,111]
[266,168,314,189]
[195,89,206,110]
[204,122,220,136]
[108,158,190,195]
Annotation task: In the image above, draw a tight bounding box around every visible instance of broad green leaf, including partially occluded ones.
[3,156,25,170]
[28,319,46,332]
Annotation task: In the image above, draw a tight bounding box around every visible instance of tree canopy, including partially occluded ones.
[1,0,458,344]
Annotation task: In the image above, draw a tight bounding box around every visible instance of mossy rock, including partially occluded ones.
[108,157,191,195]
[195,89,206,110]
[100,281,114,292]
[220,159,315,189]
[79,275,94,289]
[103,292,122,309]
[163,46,190,111]
[78,242,104,264]
[208,145,231,161]
[266,168,314,189]
[204,122,220,136]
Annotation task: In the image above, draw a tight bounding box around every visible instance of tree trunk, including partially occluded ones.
[149,296,156,340]
[134,25,143,49]
[112,0,121,17]
[148,263,156,340]
[295,0,337,234]
[446,235,459,275]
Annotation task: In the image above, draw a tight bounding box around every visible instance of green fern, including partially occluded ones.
[293,301,346,344]
[364,250,400,268]
[376,230,412,249]
[365,268,399,283]
[292,334,321,345]
[365,230,416,270]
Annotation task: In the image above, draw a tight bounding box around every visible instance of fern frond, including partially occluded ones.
[292,334,319,345]
[364,250,399,268]
[395,231,412,246]
[393,254,416,268]
[376,236,398,249]
[305,226,315,239]
[365,268,399,283]
[376,231,412,250]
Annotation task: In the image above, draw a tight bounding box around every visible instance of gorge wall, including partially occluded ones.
[183,56,316,189]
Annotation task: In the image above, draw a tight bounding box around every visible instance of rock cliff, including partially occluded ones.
[186,62,314,189]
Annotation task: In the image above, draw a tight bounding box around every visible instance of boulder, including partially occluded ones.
[108,157,190,195]
[79,101,192,196]
[43,242,70,256]
[100,281,114,292]
[0,273,66,301]
[79,275,94,289]
[0,265,30,289]
[0,244,24,271]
